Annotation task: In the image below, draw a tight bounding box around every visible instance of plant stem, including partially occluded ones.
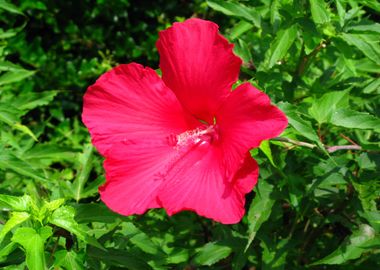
[271,137,362,153]
[272,137,316,149]
[326,145,362,153]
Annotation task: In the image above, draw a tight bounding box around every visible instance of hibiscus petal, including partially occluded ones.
[99,130,215,216]
[157,144,259,224]
[216,82,288,175]
[157,18,242,123]
[100,139,177,215]
[82,63,197,156]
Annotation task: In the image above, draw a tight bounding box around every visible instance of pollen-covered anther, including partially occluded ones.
[173,125,219,148]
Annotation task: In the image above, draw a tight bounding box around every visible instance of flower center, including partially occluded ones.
[167,125,219,148]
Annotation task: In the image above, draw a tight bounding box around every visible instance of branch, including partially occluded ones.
[271,137,362,153]
[326,145,362,153]
[297,41,329,77]
[272,137,316,149]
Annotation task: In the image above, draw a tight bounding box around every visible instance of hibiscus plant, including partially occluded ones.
[0,0,379,270]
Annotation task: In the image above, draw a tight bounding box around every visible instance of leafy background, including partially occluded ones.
[0,0,379,269]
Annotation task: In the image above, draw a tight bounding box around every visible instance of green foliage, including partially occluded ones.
[0,0,379,269]
[311,224,380,265]
[246,180,275,250]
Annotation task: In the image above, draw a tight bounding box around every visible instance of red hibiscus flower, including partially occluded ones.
[82,18,287,224]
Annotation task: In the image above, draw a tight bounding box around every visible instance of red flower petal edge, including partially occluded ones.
[82,18,288,224]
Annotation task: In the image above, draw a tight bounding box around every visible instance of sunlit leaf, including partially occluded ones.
[194,242,232,266]
[119,222,163,256]
[0,194,31,212]
[308,90,349,124]
[54,250,84,270]
[259,140,276,167]
[0,0,24,15]
[266,24,298,69]
[310,0,330,24]
[331,109,380,130]
[0,212,30,242]
[13,91,58,112]
[49,206,103,249]
[341,33,380,64]
[207,0,260,27]
[229,20,253,40]
[278,102,321,144]
[0,70,35,86]
[11,226,52,270]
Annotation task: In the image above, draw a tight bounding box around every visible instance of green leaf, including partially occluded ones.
[357,152,378,171]
[72,145,94,201]
[120,222,163,255]
[302,18,323,54]
[354,58,380,73]
[308,90,349,124]
[0,104,37,140]
[270,0,281,30]
[0,23,26,39]
[341,33,380,64]
[361,0,380,12]
[261,238,289,270]
[41,199,65,213]
[165,248,189,264]
[0,70,35,86]
[11,226,52,270]
[54,250,84,270]
[311,224,380,265]
[0,151,47,181]
[335,0,345,27]
[330,109,380,130]
[230,20,253,40]
[234,39,252,64]
[80,176,105,199]
[278,102,321,143]
[347,23,380,34]
[49,206,103,249]
[0,242,17,262]
[360,211,380,233]
[266,24,298,69]
[0,194,31,212]
[13,91,58,112]
[356,184,378,212]
[0,212,30,242]
[363,77,380,94]
[0,61,26,72]
[74,203,120,224]
[13,123,38,141]
[194,242,232,266]
[88,247,152,270]
[206,0,260,27]
[310,0,330,24]
[0,0,24,15]
[246,181,276,250]
[0,104,21,125]
[259,140,276,167]
[24,143,76,164]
